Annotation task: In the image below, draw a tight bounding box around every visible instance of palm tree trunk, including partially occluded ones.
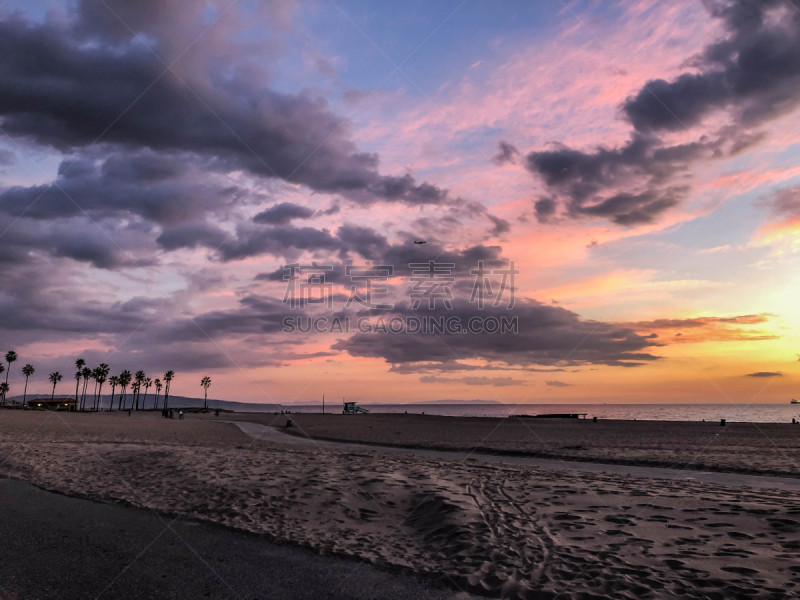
[109,387,115,411]
[51,382,56,400]
[204,389,208,411]
[23,376,29,406]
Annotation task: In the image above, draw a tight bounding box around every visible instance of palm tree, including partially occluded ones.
[0,364,5,406]
[142,377,153,410]
[108,375,119,411]
[48,372,63,400]
[94,363,110,410]
[131,380,141,410]
[80,366,92,411]
[118,370,132,410]
[200,376,212,411]
[94,364,109,411]
[4,351,16,398]
[133,371,146,410]
[153,378,162,410]
[0,382,8,406]
[4,350,16,383]
[21,364,35,406]
[163,370,175,411]
[74,358,86,406]
[91,366,101,410]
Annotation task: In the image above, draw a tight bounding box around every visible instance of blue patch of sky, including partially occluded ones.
[285,0,574,97]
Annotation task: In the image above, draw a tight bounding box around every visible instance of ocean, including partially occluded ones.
[283,403,800,423]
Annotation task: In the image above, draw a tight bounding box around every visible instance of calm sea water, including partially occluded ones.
[284,403,800,423]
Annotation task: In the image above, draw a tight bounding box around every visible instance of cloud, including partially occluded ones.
[488,214,511,236]
[491,141,520,165]
[0,153,245,227]
[420,375,526,387]
[253,202,316,225]
[333,300,660,369]
[216,224,342,261]
[626,314,778,343]
[523,0,800,226]
[624,0,800,132]
[764,187,800,219]
[156,222,229,251]
[545,380,572,387]
[0,9,456,208]
[0,149,15,165]
[746,371,782,377]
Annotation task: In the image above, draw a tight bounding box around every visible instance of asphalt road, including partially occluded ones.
[0,478,468,600]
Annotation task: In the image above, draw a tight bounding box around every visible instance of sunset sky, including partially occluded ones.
[1,0,798,404]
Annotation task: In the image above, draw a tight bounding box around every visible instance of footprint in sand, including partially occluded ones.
[721,566,760,575]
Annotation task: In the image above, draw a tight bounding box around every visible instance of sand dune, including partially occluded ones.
[1,411,798,599]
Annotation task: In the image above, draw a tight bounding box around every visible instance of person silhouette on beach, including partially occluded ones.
[179,410,184,420]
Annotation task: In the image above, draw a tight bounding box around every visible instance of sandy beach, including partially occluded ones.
[1,410,799,599]
[222,412,800,476]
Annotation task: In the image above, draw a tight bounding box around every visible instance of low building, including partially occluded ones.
[28,398,77,411]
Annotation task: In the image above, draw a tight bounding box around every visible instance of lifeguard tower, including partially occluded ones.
[342,401,369,414]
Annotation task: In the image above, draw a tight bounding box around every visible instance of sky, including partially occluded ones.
[0,0,799,405]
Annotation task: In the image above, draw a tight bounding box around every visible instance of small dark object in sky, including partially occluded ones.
[414,240,427,244]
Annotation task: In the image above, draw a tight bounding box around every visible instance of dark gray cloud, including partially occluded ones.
[488,214,510,236]
[156,222,229,251]
[491,141,520,165]
[524,0,800,225]
[625,0,800,132]
[0,212,157,269]
[545,380,572,387]
[420,375,526,386]
[0,12,453,208]
[333,300,660,369]
[253,202,315,225]
[0,153,241,226]
[217,224,342,261]
[746,371,782,377]
[390,363,567,374]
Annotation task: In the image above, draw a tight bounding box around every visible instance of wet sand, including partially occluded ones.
[1,410,799,599]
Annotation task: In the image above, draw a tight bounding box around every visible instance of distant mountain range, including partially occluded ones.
[9,394,502,411]
[7,394,282,413]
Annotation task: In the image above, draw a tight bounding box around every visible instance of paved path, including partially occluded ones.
[226,421,800,492]
[0,478,467,600]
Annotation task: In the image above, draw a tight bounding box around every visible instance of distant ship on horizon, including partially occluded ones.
[791,399,799,404]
